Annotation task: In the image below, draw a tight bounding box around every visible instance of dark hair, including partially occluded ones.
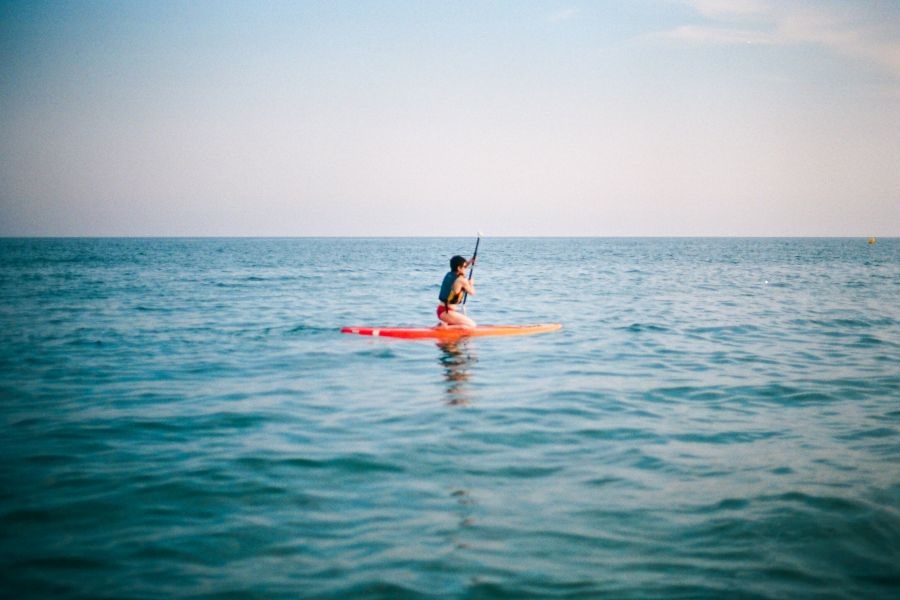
[450,255,467,270]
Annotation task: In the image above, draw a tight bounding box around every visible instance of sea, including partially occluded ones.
[1,237,898,599]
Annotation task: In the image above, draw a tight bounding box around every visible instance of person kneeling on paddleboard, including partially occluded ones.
[437,255,476,328]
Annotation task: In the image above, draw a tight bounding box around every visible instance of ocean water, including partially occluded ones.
[1,237,898,599]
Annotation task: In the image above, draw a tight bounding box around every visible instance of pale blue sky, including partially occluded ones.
[2,0,899,236]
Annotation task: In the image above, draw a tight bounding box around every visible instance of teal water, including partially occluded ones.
[1,237,898,599]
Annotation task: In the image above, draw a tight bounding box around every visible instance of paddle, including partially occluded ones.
[462,232,481,306]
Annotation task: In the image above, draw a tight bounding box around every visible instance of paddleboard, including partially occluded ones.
[341,323,562,340]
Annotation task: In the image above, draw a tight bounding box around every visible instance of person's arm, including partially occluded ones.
[460,276,475,296]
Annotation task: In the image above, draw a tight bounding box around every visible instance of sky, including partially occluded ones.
[1,0,899,237]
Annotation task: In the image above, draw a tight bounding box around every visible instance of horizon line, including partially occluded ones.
[0,234,892,240]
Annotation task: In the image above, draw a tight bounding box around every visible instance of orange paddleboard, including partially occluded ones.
[340,323,562,340]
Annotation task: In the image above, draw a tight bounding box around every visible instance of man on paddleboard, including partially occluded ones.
[437,255,476,328]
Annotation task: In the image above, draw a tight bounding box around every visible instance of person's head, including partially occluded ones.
[450,255,467,272]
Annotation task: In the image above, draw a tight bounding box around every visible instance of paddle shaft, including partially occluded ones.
[462,236,480,305]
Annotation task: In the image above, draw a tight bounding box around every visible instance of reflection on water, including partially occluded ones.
[437,341,480,550]
[437,340,477,406]
[449,488,476,550]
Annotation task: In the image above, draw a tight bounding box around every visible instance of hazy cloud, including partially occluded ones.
[661,24,775,45]
[548,7,580,23]
[685,0,768,18]
[663,0,900,78]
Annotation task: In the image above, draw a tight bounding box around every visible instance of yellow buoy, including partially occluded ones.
[868,236,876,245]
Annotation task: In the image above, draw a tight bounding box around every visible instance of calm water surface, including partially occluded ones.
[1,237,899,598]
